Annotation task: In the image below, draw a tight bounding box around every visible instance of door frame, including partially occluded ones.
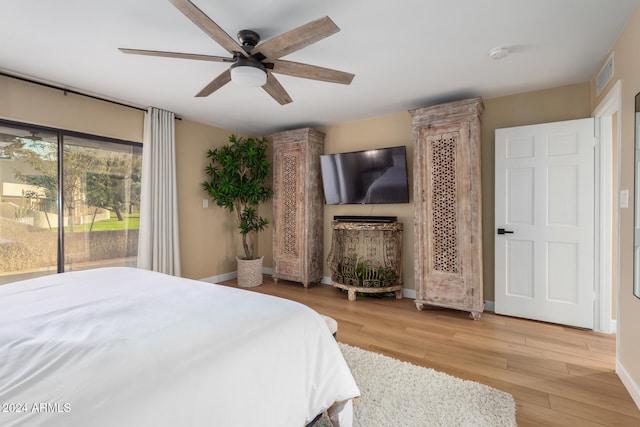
[592,80,621,333]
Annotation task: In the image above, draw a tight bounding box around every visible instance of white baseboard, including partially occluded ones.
[617,359,640,410]
[403,288,416,299]
[200,267,273,284]
[200,271,236,284]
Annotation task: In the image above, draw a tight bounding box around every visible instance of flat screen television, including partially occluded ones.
[319,146,410,204]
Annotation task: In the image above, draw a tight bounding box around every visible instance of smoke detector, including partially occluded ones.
[489,47,509,60]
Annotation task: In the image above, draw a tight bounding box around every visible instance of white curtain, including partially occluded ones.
[137,107,181,276]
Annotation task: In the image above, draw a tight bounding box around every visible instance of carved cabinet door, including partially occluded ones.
[273,143,305,280]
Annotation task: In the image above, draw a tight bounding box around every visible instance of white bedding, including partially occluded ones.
[0,267,359,426]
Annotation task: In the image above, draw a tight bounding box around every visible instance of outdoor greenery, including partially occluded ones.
[202,134,273,260]
[3,135,141,232]
[54,212,140,233]
[85,156,141,222]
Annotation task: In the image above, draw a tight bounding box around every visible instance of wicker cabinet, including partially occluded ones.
[410,97,484,319]
[271,128,324,287]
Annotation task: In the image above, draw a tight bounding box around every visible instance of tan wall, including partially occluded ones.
[592,5,640,400]
[319,113,415,289]
[178,128,272,279]
[174,120,249,280]
[0,75,144,142]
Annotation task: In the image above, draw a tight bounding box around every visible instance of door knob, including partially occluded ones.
[497,228,514,235]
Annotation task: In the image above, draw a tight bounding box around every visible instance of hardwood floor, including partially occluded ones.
[219,276,640,426]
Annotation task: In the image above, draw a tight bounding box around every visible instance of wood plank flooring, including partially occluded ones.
[219,276,640,426]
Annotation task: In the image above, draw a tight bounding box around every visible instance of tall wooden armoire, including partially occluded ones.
[410,97,484,319]
[271,128,324,288]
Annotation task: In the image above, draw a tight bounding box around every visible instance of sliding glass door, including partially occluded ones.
[0,121,142,285]
[0,125,59,283]
[61,135,142,272]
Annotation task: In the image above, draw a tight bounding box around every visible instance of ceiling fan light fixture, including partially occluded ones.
[230,57,267,87]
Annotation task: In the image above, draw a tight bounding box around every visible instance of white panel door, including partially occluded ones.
[495,118,595,328]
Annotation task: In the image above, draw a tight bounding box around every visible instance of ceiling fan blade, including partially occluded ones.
[262,73,292,105]
[195,69,232,97]
[119,48,233,62]
[168,0,247,57]
[253,16,339,61]
[271,60,354,85]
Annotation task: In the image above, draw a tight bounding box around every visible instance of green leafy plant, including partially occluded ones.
[377,266,397,284]
[201,134,273,260]
[336,256,398,288]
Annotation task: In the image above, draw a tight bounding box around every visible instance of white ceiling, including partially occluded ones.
[1,0,638,136]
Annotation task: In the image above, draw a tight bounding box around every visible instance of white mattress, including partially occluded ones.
[0,267,359,426]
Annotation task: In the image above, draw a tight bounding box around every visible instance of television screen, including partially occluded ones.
[320,146,410,204]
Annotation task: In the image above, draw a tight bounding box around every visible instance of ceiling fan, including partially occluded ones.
[119,0,355,105]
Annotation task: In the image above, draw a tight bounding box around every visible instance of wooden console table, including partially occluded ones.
[327,221,403,301]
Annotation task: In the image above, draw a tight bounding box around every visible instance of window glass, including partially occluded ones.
[0,122,142,284]
[0,125,59,284]
[62,135,142,272]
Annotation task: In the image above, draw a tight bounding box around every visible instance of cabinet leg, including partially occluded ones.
[273,277,279,284]
[303,281,309,289]
[348,290,356,301]
[469,311,482,320]
[395,290,402,299]
[415,302,424,311]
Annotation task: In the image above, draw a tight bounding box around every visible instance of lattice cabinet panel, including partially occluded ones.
[280,153,299,257]
[328,221,403,301]
[410,97,484,319]
[271,128,324,287]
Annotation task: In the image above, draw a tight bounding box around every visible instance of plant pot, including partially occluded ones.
[236,256,264,288]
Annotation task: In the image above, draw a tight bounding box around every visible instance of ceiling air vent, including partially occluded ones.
[596,53,614,96]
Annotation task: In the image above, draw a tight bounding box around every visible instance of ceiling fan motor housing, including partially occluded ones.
[231,55,266,72]
[237,29,260,51]
[230,30,268,87]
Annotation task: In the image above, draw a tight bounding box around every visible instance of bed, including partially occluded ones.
[0,267,360,426]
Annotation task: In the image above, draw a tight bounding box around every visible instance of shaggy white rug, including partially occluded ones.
[316,343,516,427]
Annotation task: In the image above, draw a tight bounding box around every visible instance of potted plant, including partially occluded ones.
[202,134,273,287]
